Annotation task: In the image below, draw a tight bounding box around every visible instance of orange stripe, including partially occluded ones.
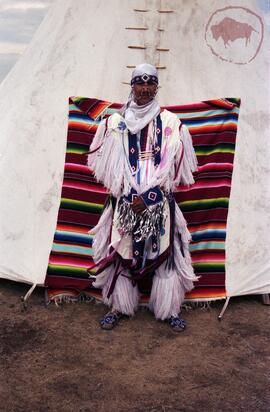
[189,222,226,232]
[189,123,237,134]
[186,289,226,299]
[56,224,90,234]
[69,121,98,132]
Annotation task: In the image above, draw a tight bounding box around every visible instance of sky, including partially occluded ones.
[0,0,54,83]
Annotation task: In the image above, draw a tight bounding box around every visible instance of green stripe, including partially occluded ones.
[226,98,240,104]
[67,143,89,154]
[47,264,88,277]
[179,198,229,211]
[72,96,84,104]
[195,147,235,156]
[61,198,103,213]
[192,262,225,272]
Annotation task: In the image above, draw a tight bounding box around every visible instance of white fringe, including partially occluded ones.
[149,268,185,320]
[87,116,125,198]
[92,266,113,289]
[149,203,198,320]
[147,138,181,193]
[91,203,198,319]
[179,124,198,185]
[89,203,113,262]
[88,112,198,319]
[172,124,198,189]
[144,124,197,193]
[174,204,199,283]
[88,115,197,200]
[98,267,139,316]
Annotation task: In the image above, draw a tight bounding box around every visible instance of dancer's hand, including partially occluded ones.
[131,197,147,214]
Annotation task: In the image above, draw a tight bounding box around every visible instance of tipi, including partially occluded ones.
[0,0,269,306]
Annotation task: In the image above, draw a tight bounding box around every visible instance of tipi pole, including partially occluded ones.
[21,283,37,308]
[262,294,270,305]
[218,297,230,320]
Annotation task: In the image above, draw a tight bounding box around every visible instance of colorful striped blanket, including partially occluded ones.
[45,97,240,303]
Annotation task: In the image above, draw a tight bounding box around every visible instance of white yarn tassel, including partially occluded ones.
[177,124,198,186]
[99,267,139,316]
[145,122,197,193]
[147,139,181,192]
[92,266,114,289]
[149,267,186,320]
[174,203,199,283]
[87,121,106,168]
[149,202,198,320]
[89,203,113,262]
[87,119,125,197]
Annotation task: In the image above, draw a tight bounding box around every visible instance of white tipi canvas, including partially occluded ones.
[0,0,269,299]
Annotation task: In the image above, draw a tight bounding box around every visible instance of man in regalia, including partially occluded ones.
[88,63,198,331]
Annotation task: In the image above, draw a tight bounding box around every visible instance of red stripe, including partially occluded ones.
[64,163,91,174]
[197,163,233,172]
[183,208,228,223]
[195,276,225,287]
[49,255,91,267]
[61,186,108,204]
[45,276,92,290]
[58,209,100,226]
[179,179,231,191]
[63,179,108,193]
[56,223,90,233]
[176,186,231,201]
[196,153,234,165]
[192,132,236,145]
[68,130,92,145]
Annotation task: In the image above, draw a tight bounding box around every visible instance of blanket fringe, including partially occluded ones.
[45,290,217,311]
[182,301,212,311]
[45,292,100,306]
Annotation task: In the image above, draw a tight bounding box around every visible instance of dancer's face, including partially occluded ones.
[133,81,158,106]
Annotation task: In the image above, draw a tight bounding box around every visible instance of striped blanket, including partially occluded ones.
[45,97,240,303]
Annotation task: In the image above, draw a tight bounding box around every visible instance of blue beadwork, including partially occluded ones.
[168,316,186,329]
[100,312,119,327]
[118,121,126,131]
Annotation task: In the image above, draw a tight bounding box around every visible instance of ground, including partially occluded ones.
[0,280,269,412]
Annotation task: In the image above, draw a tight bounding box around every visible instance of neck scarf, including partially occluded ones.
[123,98,160,135]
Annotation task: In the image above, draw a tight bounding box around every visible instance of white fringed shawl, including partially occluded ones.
[87,110,197,196]
[146,110,198,192]
[87,114,127,197]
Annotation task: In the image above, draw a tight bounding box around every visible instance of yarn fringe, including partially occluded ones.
[88,116,198,199]
[182,301,212,311]
[179,124,198,186]
[45,290,217,311]
[89,203,113,262]
[87,116,126,197]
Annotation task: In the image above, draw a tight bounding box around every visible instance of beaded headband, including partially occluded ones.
[131,73,158,86]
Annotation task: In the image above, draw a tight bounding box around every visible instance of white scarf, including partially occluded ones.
[124,99,160,135]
